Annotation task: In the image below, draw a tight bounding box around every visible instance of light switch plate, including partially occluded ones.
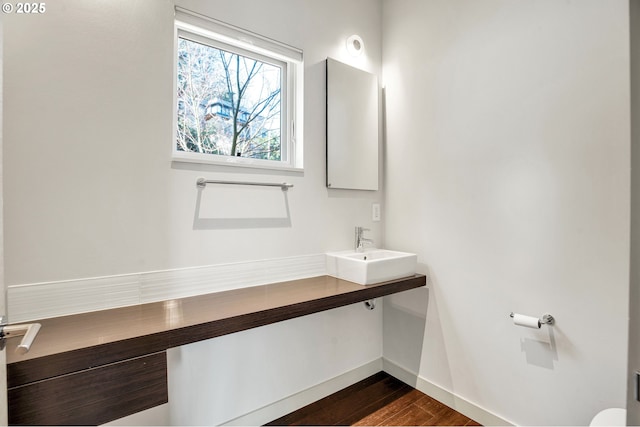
[372,203,381,221]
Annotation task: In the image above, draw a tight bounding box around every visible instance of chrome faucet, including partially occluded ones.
[355,226,374,252]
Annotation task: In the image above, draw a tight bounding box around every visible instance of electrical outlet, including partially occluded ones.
[372,203,381,222]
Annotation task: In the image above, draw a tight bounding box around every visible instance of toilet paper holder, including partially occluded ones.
[509,312,555,326]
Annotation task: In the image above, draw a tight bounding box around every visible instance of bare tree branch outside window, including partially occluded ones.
[177,37,282,161]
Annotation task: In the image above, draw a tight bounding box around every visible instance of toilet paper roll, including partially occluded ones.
[513,313,541,329]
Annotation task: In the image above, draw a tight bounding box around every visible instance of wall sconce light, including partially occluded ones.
[346,34,364,57]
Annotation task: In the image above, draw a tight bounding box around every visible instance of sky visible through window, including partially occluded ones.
[176,37,282,161]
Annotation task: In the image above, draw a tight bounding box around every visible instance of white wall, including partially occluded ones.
[3,0,382,287]
[3,0,385,424]
[382,0,631,425]
[168,303,382,425]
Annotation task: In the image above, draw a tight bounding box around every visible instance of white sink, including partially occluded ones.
[326,249,417,285]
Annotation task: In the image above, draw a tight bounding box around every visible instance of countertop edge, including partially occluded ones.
[7,274,426,388]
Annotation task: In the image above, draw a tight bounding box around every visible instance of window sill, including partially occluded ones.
[172,154,304,173]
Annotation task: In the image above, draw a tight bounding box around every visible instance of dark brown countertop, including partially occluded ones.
[6,274,426,388]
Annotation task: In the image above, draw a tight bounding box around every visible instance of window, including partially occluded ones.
[173,9,304,170]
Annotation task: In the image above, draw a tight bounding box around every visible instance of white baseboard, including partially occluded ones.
[223,358,384,426]
[105,358,512,427]
[223,357,512,427]
[382,358,513,426]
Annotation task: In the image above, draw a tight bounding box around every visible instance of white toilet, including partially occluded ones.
[590,408,626,426]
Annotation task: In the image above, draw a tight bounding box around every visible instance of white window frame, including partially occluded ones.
[173,8,304,171]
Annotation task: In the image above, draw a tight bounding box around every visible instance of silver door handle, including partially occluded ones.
[1,323,41,354]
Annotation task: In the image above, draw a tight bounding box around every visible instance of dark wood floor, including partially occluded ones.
[266,371,481,426]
